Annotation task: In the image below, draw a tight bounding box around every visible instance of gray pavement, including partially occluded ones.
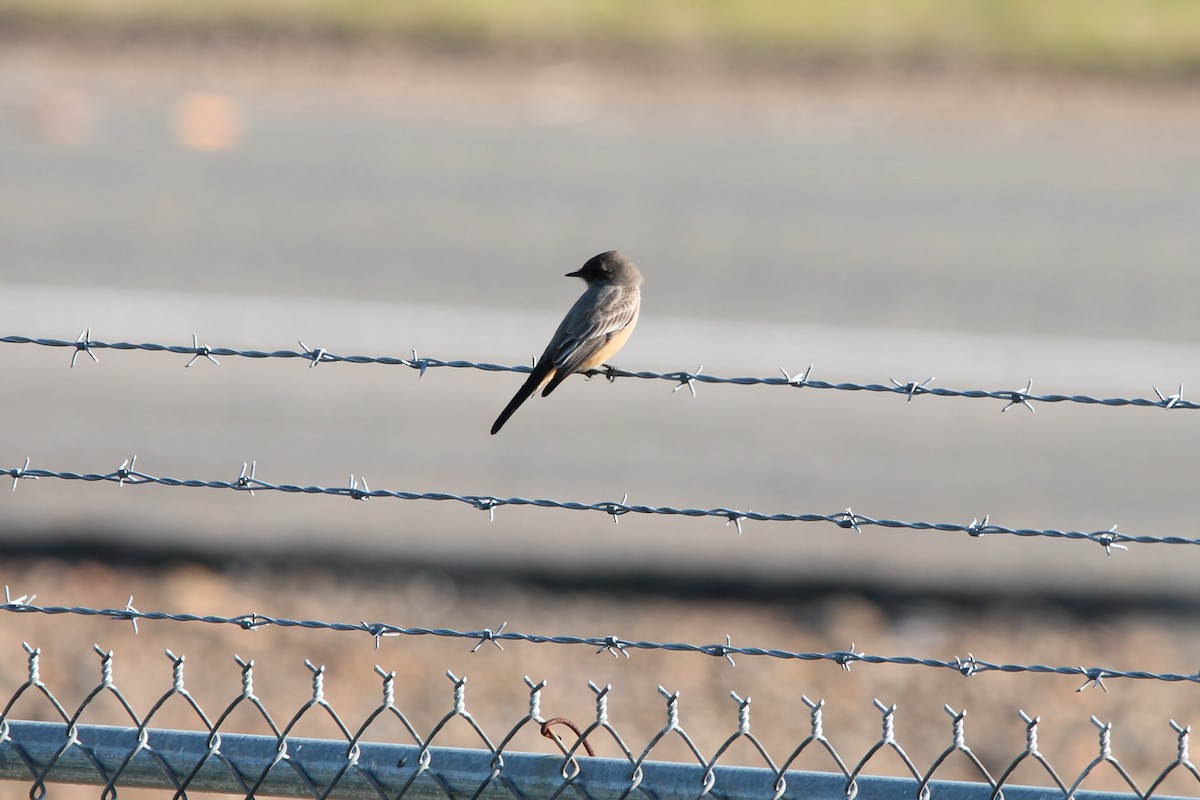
[3,45,1200,598]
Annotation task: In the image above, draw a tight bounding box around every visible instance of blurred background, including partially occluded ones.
[3,2,1200,797]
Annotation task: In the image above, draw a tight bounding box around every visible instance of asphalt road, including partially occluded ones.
[3,42,1200,598]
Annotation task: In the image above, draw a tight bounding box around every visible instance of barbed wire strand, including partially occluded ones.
[1,594,1194,691]
[2,333,1194,413]
[3,458,1191,553]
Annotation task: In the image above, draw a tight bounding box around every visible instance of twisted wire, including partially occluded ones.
[2,333,1195,412]
[1,598,1194,689]
[3,459,1194,551]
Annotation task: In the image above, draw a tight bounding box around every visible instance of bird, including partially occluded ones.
[491,251,643,434]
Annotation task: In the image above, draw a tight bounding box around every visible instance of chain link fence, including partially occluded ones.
[4,329,1199,799]
[1,642,1197,800]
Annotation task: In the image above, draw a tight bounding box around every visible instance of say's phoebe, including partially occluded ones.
[491,251,643,435]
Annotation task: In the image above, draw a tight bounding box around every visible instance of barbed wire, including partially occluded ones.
[2,331,1195,413]
[3,456,1193,553]
[2,590,1195,691]
[2,644,1194,800]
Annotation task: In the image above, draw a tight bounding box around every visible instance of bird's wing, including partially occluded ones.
[550,288,639,376]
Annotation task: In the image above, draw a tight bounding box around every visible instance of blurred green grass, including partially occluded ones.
[4,0,1200,74]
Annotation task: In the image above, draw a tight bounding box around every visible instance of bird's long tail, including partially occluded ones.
[490,363,555,434]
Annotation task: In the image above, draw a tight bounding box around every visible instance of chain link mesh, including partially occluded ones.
[1,643,1196,800]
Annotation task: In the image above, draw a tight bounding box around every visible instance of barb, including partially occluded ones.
[3,458,1198,551]
[4,334,1198,413]
[2,597,1197,688]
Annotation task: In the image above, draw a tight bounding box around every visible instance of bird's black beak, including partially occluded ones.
[564,269,584,278]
